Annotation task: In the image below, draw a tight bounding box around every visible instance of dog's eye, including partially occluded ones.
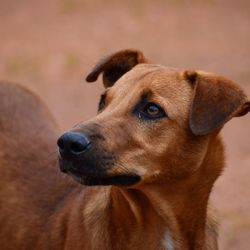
[141,103,166,120]
[145,103,160,116]
[98,94,106,112]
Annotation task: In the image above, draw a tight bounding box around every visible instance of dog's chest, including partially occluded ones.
[161,228,175,250]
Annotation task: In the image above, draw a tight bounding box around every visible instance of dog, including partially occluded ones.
[0,50,249,250]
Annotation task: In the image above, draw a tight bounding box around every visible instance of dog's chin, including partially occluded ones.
[70,172,141,186]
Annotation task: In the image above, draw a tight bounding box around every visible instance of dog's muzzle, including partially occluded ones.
[57,131,140,186]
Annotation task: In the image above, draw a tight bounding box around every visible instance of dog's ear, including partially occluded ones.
[86,49,148,88]
[185,70,250,136]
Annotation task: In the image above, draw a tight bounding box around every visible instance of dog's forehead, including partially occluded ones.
[111,64,191,100]
[124,63,179,82]
[107,64,193,119]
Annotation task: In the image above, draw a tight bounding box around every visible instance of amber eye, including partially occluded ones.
[133,99,166,121]
[138,102,166,120]
[145,103,160,116]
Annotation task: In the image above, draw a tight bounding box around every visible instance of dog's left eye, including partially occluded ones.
[145,103,160,116]
[98,94,106,112]
[141,103,166,120]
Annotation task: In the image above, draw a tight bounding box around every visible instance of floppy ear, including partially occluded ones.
[85,49,148,88]
[185,70,250,136]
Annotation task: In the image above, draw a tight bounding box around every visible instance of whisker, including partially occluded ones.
[115,161,132,175]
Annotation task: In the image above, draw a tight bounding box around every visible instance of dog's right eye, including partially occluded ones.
[98,94,106,112]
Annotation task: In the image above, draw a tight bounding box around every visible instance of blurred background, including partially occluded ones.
[0,0,249,249]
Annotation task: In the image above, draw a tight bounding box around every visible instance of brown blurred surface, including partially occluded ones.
[0,0,249,249]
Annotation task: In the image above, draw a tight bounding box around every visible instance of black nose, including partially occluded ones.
[57,132,91,158]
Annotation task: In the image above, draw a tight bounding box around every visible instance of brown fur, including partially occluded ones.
[0,50,249,250]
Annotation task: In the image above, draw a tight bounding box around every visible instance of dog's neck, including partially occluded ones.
[109,184,209,250]
[82,136,223,250]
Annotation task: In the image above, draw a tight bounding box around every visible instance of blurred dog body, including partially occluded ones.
[0,50,249,250]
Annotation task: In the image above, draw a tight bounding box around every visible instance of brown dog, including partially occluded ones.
[0,50,249,250]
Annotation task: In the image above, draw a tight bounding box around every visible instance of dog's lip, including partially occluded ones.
[58,157,141,186]
[67,168,141,186]
[58,157,105,177]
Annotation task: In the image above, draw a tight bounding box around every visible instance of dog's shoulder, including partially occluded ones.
[0,81,58,134]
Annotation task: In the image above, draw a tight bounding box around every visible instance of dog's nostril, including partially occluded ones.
[57,137,65,151]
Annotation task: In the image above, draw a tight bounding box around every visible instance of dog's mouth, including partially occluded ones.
[69,171,140,186]
[59,158,140,186]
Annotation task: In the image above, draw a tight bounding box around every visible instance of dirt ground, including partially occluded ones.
[0,0,249,249]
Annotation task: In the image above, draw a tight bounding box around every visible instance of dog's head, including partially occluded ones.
[57,49,250,187]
